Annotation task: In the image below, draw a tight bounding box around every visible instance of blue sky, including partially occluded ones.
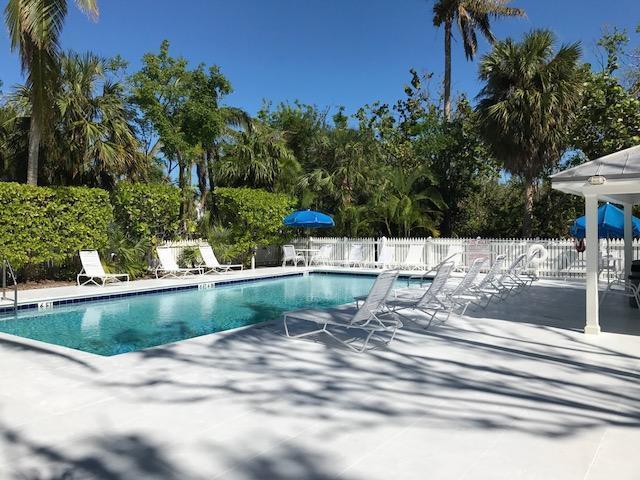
[1,0,638,116]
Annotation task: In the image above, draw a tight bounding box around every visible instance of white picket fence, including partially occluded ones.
[157,239,282,267]
[158,236,640,278]
[289,236,640,279]
[158,239,209,265]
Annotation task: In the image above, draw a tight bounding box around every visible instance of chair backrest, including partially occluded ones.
[404,245,423,265]
[450,258,486,296]
[157,247,180,271]
[378,245,394,264]
[502,253,526,279]
[282,244,297,260]
[417,262,454,307]
[348,244,364,262]
[199,244,220,267]
[445,245,463,266]
[477,255,506,288]
[315,244,333,260]
[351,270,399,324]
[79,250,106,277]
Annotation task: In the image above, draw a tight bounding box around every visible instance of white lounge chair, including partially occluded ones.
[77,250,129,286]
[309,244,334,266]
[337,244,365,268]
[522,245,547,283]
[406,250,461,287]
[283,270,402,353]
[382,261,456,325]
[198,244,243,274]
[368,244,394,269]
[282,245,305,267]
[499,253,529,291]
[469,255,508,308]
[155,247,204,278]
[442,257,488,319]
[399,245,424,270]
[444,245,465,272]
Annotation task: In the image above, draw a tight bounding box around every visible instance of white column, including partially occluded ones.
[584,195,601,334]
[624,203,633,286]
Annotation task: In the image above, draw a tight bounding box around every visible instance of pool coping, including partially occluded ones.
[0,267,434,315]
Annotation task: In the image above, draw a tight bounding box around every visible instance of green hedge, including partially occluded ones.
[214,187,296,260]
[111,182,181,241]
[0,183,113,269]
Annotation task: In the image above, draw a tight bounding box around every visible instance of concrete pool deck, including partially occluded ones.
[0,271,639,479]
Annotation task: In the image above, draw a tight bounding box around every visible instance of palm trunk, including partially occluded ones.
[177,151,190,234]
[443,18,452,122]
[522,180,535,238]
[207,145,219,214]
[197,151,208,210]
[26,117,41,185]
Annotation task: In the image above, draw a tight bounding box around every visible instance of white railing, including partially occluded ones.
[289,236,640,279]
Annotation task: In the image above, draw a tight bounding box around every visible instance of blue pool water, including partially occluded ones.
[0,273,411,356]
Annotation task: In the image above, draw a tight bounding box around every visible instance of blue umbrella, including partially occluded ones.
[570,203,640,239]
[283,209,335,229]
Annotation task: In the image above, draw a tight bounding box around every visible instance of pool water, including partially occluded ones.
[0,274,412,356]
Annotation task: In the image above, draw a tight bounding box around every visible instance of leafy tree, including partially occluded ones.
[476,29,583,237]
[570,70,640,160]
[569,30,640,160]
[4,0,99,185]
[130,40,232,231]
[456,178,522,237]
[432,0,524,120]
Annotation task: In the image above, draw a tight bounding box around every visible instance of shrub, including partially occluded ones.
[0,182,113,270]
[213,187,296,261]
[111,182,181,241]
[102,226,150,279]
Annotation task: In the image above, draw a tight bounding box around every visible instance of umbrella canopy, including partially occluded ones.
[283,209,335,229]
[570,203,640,239]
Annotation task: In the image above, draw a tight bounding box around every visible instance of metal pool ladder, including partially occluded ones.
[1,259,18,312]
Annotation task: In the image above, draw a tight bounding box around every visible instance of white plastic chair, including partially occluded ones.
[284,270,402,352]
[309,245,333,266]
[199,244,243,274]
[341,244,364,268]
[155,247,204,278]
[400,245,424,270]
[77,250,129,286]
[381,261,456,325]
[282,245,305,267]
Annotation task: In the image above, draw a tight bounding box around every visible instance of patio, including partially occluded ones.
[0,278,639,479]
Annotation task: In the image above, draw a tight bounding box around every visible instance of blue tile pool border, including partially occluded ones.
[0,270,433,317]
[0,272,305,316]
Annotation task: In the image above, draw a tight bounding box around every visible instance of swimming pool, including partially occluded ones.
[0,273,416,356]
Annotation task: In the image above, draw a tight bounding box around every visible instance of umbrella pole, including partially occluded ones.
[606,237,611,284]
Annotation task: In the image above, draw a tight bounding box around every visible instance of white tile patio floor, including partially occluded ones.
[0,272,639,479]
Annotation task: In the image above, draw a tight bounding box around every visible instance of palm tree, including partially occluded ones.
[371,166,444,236]
[432,0,524,121]
[5,0,99,185]
[476,29,583,237]
[9,52,144,187]
[50,52,143,188]
[217,120,299,192]
[199,106,252,206]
